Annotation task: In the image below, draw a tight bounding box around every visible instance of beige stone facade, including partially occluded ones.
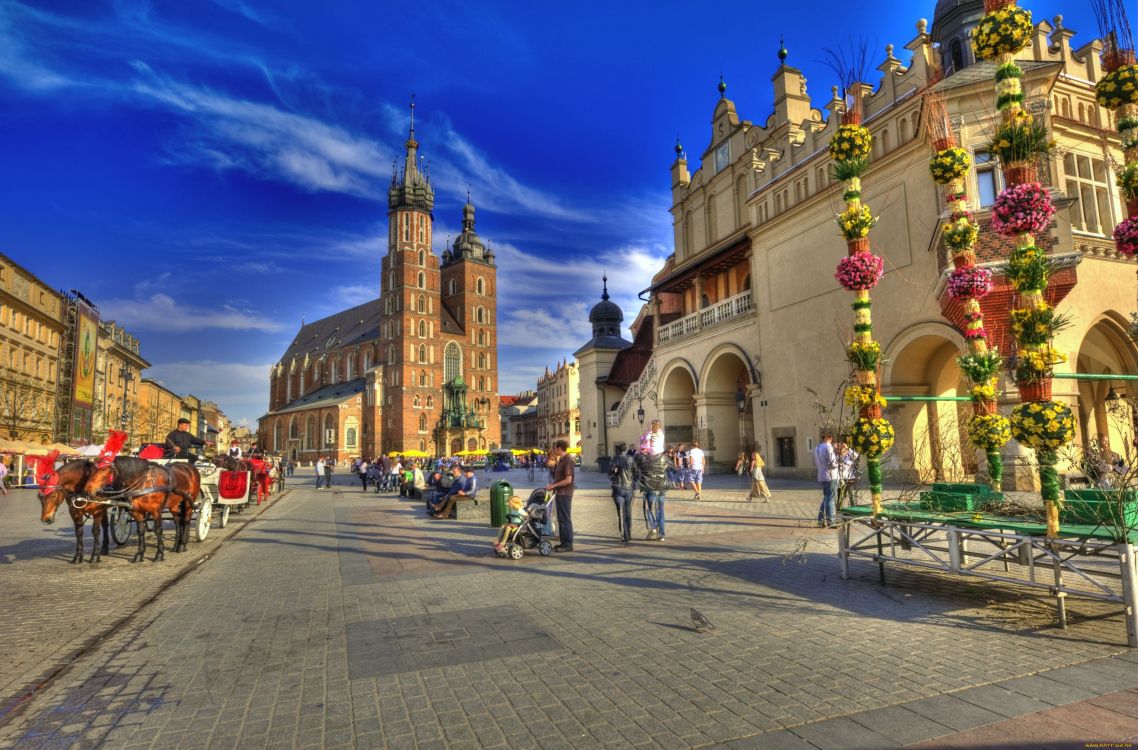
[92,321,149,444]
[536,360,580,450]
[580,5,1137,480]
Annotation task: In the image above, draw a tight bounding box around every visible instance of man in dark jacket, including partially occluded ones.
[636,450,670,541]
[165,419,205,461]
[609,449,639,543]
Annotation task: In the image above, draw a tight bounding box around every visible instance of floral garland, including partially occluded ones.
[1118,163,1138,201]
[1010,401,1075,453]
[947,265,993,301]
[1113,216,1138,257]
[991,182,1056,236]
[969,413,1012,450]
[930,147,972,184]
[835,253,884,291]
[971,5,1033,61]
[1095,64,1138,108]
[829,96,891,515]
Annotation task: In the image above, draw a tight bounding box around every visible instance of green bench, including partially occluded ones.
[1060,489,1138,528]
[919,482,1004,513]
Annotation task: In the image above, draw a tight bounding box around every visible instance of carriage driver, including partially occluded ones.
[165,418,206,462]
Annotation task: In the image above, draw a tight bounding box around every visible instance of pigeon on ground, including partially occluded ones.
[691,608,715,633]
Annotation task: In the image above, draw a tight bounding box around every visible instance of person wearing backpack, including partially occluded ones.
[609,448,639,543]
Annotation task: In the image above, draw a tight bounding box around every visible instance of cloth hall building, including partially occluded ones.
[258,109,501,462]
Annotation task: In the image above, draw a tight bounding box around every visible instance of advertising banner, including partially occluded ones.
[72,303,98,408]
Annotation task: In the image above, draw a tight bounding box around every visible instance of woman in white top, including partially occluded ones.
[747,450,772,502]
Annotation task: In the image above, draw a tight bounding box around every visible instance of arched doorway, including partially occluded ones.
[883,326,969,482]
[1075,316,1138,460]
[659,362,696,450]
[450,438,462,456]
[701,349,752,468]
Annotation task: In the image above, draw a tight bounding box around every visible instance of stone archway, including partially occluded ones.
[1075,315,1138,460]
[883,324,969,482]
[659,361,697,449]
[700,348,753,469]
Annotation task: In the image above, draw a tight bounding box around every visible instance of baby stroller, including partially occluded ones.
[497,489,556,560]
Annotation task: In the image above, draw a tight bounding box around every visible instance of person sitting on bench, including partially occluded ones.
[431,466,478,518]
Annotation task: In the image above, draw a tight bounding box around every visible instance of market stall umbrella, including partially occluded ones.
[567,446,582,454]
[14,440,50,455]
[48,442,76,454]
[399,449,431,458]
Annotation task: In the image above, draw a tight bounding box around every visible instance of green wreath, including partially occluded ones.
[1117,163,1138,201]
[828,124,873,163]
[1010,400,1075,452]
[849,417,895,458]
[1095,65,1138,109]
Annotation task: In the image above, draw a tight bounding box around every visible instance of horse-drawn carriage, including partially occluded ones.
[105,456,255,547]
[36,432,278,564]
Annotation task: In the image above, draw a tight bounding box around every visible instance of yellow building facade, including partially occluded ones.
[580,4,1137,483]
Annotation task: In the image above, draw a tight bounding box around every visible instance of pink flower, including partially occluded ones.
[991,182,1055,237]
[835,252,884,291]
[1114,216,1138,257]
[946,265,993,301]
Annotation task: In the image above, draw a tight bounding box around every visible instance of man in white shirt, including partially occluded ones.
[687,441,705,500]
[314,457,325,489]
[812,432,838,527]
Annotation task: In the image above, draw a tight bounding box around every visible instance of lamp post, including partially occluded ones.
[119,365,133,438]
[637,404,645,426]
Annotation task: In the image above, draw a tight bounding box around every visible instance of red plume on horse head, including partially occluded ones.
[97,430,128,469]
[34,449,61,495]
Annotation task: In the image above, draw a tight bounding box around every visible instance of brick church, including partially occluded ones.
[258,104,501,462]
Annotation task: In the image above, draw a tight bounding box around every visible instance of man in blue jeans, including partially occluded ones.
[545,440,575,552]
[636,446,670,542]
[813,432,838,527]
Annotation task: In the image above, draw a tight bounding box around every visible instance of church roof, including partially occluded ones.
[280,299,381,364]
[267,378,366,416]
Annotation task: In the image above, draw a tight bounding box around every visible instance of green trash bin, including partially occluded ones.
[490,480,512,528]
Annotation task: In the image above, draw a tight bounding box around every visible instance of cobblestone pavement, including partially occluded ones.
[0,469,1132,749]
[0,482,291,723]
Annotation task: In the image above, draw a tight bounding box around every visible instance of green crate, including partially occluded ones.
[920,490,981,512]
[1060,489,1138,528]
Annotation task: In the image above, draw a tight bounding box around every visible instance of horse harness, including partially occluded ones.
[71,464,189,510]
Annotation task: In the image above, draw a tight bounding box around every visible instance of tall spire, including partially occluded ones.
[403,95,419,184]
[387,94,434,214]
[601,272,610,301]
[408,94,416,143]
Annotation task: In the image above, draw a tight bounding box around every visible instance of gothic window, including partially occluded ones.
[403,214,409,242]
[418,344,426,362]
[418,295,426,313]
[448,279,457,295]
[419,440,426,452]
[476,277,484,295]
[289,417,298,439]
[949,39,964,75]
[323,414,335,447]
[477,329,485,346]
[427,395,434,407]
[444,342,461,382]
[417,216,425,242]
[345,426,358,449]
[478,353,486,369]
[387,344,394,364]
[419,369,427,387]
[274,422,282,450]
[419,414,427,431]
[363,349,372,370]
[346,356,354,380]
[475,306,485,324]
[418,272,425,288]
[418,320,426,338]
[413,395,420,406]
[418,250,425,265]
[330,358,338,383]
[305,415,316,450]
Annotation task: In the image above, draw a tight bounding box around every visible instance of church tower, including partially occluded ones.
[379,98,443,455]
[438,196,500,455]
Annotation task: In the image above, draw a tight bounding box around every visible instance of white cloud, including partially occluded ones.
[146,360,271,423]
[100,293,285,333]
[331,284,376,307]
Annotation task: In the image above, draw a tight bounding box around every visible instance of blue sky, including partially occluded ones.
[0,0,1097,426]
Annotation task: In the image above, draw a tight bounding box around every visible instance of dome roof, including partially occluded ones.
[588,276,623,336]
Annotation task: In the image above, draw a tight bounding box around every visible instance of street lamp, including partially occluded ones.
[119,365,133,432]
[735,378,748,413]
[636,405,645,426]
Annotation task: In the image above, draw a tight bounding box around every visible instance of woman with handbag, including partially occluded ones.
[748,450,772,502]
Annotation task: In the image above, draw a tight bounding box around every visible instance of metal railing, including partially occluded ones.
[657,290,754,345]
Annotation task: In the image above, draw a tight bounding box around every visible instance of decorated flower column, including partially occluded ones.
[1093,3,1138,280]
[972,0,1070,537]
[927,108,1011,490]
[830,104,894,515]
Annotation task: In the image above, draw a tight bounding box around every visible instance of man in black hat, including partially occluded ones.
[165,418,205,461]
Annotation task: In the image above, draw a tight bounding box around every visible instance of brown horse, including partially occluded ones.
[85,457,201,562]
[38,459,112,564]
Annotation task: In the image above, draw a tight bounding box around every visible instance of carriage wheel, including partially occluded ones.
[196,499,212,541]
[110,507,133,547]
[219,504,230,528]
[538,540,553,557]
[507,544,524,560]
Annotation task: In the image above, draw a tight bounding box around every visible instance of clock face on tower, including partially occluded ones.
[714,142,730,173]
